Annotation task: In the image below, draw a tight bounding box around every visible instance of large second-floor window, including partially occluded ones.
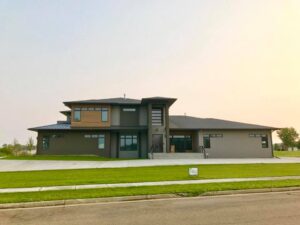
[152,108,163,126]
[101,108,108,122]
[74,109,81,121]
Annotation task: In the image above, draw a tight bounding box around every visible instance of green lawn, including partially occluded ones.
[0,179,300,204]
[1,164,300,189]
[274,150,300,157]
[1,155,126,161]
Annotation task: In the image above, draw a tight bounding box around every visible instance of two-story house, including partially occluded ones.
[29,97,277,158]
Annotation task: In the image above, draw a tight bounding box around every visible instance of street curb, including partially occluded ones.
[200,186,300,196]
[1,187,300,210]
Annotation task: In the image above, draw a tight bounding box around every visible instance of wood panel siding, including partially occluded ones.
[71,105,111,128]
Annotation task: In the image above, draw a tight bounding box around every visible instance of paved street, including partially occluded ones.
[1,157,300,172]
[1,191,300,225]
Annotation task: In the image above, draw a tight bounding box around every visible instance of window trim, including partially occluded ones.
[98,135,105,150]
[120,135,138,151]
[101,108,108,122]
[42,136,50,150]
[73,110,81,122]
[261,136,269,148]
[152,108,163,126]
[203,135,211,149]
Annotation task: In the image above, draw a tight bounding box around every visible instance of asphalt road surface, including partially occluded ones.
[1,191,300,225]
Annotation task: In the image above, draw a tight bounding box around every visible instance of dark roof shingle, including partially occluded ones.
[169,115,277,130]
[64,97,141,107]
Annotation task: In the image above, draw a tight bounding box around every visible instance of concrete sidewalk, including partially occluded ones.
[0,176,300,194]
[0,157,300,172]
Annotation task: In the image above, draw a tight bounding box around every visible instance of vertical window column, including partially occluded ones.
[98,135,105,150]
[152,108,163,126]
[42,136,50,150]
[74,108,81,121]
[203,135,211,149]
[101,108,108,122]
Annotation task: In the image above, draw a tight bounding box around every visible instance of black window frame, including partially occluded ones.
[98,134,105,150]
[203,135,211,149]
[261,135,269,148]
[74,110,81,122]
[101,108,108,122]
[170,135,193,152]
[42,136,50,150]
[152,108,163,126]
[120,135,138,151]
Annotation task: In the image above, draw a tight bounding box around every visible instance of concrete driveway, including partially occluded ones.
[0,157,300,172]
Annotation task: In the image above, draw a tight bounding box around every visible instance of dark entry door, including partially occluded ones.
[152,134,163,152]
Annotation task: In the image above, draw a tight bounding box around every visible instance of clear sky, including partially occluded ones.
[0,0,299,145]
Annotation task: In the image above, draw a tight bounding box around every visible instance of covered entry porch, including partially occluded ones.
[149,130,205,159]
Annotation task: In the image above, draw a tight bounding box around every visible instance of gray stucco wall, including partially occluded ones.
[198,130,273,158]
[139,106,148,126]
[111,106,120,126]
[110,132,118,158]
[37,131,111,157]
[120,106,139,126]
[140,132,148,158]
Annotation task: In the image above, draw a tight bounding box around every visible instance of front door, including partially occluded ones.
[152,134,163,152]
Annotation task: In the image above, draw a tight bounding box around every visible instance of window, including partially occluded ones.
[123,108,136,112]
[210,134,223,138]
[98,135,105,150]
[101,108,108,122]
[120,135,138,151]
[74,110,81,121]
[42,137,49,150]
[203,135,211,148]
[84,134,91,138]
[170,135,192,152]
[152,108,163,126]
[261,135,268,148]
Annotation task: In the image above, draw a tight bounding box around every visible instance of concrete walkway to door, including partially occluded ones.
[0,157,300,172]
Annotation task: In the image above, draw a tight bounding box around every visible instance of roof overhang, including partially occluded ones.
[141,97,177,106]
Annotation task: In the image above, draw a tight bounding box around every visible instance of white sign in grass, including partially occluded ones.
[189,168,198,176]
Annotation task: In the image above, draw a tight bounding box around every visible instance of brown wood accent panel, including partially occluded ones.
[71,104,111,128]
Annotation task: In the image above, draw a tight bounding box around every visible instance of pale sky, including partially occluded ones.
[0,0,299,145]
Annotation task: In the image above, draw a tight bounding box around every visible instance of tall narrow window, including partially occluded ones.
[203,135,211,148]
[261,135,268,148]
[101,108,108,122]
[98,135,105,150]
[74,110,81,121]
[42,137,49,150]
[152,108,163,126]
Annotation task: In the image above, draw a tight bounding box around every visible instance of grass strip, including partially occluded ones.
[0,164,300,189]
[0,179,300,204]
[274,151,300,158]
[2,155,126,161]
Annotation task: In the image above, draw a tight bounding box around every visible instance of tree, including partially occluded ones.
[27,137,35,151]
[277,128,299,150]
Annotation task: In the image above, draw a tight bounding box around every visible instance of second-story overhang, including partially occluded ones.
[141,97,177,107]
[28,123,148,132]
[63,98,142,108]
